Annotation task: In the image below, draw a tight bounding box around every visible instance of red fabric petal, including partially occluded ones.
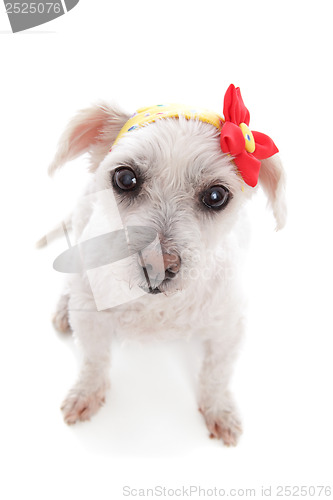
[223,84,250,125]
[252,131,279,160]
[235,151,261,188]
[220,84,279,187]
[220,121,245,156]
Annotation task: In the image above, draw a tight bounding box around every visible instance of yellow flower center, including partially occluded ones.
[239,123,255,153]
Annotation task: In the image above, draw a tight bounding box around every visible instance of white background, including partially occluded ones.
[1,1,333,499]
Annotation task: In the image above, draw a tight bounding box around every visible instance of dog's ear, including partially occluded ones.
[258,154,287,231]
[48,102,130,175]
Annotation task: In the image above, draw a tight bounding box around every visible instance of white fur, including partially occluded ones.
[48,103,286,446]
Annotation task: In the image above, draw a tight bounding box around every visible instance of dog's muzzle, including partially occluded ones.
[138,249,181,294]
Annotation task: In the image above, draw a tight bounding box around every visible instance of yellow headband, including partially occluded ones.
[113,103,224,146]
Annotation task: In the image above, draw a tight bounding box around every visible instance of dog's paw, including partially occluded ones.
[52,310,71,333]
[61,388,106,425]
[52,294,71,333]
[199,407,242,447]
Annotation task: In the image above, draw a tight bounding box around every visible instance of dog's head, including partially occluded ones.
[49,88,286,297]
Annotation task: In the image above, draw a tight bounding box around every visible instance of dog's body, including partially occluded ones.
[48,98,286,446]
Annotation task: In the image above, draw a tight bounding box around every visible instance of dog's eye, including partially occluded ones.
[113,167,137,191]
[202,185,230,210]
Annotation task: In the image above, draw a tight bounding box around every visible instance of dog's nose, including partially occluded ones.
[138,250,181,277]
[163,253,181,275]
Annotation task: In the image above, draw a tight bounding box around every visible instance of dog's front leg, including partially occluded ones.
[61,306,112,425]
[198,330,243,446]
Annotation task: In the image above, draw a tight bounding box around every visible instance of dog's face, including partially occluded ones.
[50,102,286,297]
[95,118,249,295]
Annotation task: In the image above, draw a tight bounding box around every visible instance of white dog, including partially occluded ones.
[44,85,286,446]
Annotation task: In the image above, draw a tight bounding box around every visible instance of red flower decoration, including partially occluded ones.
[220,84,279,187]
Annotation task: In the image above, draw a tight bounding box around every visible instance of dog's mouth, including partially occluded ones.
[147,286,162,295]
[140,278,172,295]
[139,267,179,296]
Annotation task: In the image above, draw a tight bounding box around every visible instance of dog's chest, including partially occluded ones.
[111,291,210,340]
